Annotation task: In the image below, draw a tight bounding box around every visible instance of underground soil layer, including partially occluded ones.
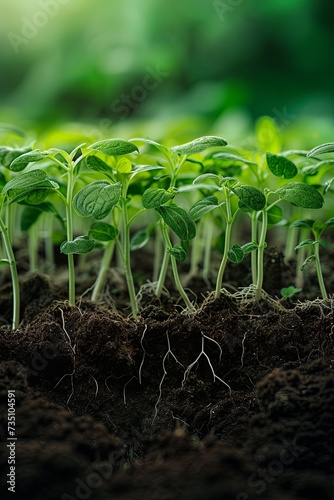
[0,253,334,499]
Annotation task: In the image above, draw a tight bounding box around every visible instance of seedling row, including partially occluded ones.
[1,118,334,329]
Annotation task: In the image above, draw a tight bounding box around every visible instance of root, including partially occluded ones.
[123,324,148,405]
[53,307,77,410]
[182,332,232,395]
[152,332,184,424]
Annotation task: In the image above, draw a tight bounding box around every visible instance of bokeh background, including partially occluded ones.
[0,0,334,143]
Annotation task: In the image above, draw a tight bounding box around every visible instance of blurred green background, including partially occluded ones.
[0,0,333,142]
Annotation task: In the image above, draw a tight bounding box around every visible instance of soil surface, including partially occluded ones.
[0,247,334,499]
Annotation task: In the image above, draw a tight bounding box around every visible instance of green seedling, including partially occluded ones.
[291,218,334,299]
[132,136,228,298]
[9,144,111,306]
[73,139,164,318]
[142,186,196,310]
[0,163,59,328]
[280,285,302,299]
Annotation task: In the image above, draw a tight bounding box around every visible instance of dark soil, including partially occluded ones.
[0,248,334,499]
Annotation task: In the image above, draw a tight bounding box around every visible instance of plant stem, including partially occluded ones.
[153,227,163,282]
[295,227,307,289]
[121,198,138,318]
[0,218,20,329]
[161,223,194,311]
[314,242,328,299]
[255,209,268,301]
[251,211,258,285]
[202,221,214,283]
[215,193,232,299]
[91,240,115,301]
[66,166,75,306]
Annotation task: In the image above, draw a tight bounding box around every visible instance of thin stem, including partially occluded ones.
[161,223,194,311]
[202,221,214,282]
[251,211,258,285]
[314,242,328,299]
[66,166,75,306]
[28,223,39,272]
[153,226,163,282]
[121,198,138,318]
[255,209,268,300]
[295,227,307,289]
[0,218,20,329]
[155,222,170,298]
[215,192,233,299]
[91,240,115,301]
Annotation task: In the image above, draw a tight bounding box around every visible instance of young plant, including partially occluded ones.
[132,136,228,297]
[189,174,265,298]
[291,218,334,299]
[9,144,95,306]
[0,165,59,328]
[73,139,163,318]
[142,187,196,310]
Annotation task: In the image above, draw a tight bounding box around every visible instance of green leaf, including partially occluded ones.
[2,170,59,204]
[307,143,334,157]
[86,155,112,177]
[10,149,51,172]
[233,185,266,211]
[130,227,153,251]
[0,259,10,266]
[280,286,302,298]
[267,205,283,226]
[2,169,48,193]
[156,205,196,240]
[88,139,138,156]
[20,201,65,231]
[325,217,334,228]
[276,182,324,209]
[73,180,121,219]
[324,177,334,194]
[130,138,172,158]
[295,239,314,250]
[0,145,31,169]
[227,244,244,263]
[116,157,132,173]
[318,239,329,249]
[213,152,257,165]
[168,244,187,262]
[193,173,219,184]
[171,136,227,156]
[88,222,118,242]
[300,254,316,271]
[188,196,219,221]
[241,241,259,254]
[130,164,165,181]
[266,153,298,179]
[60,236,95,255]
[290,219,315,229]
[142,187,176,209]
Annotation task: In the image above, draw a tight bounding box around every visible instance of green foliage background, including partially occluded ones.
[0,0,333,138]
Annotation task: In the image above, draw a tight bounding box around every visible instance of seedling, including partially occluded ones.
[291,218,334,300]
[280,286,302,299]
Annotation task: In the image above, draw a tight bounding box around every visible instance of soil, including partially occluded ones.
[0,247,334,499]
